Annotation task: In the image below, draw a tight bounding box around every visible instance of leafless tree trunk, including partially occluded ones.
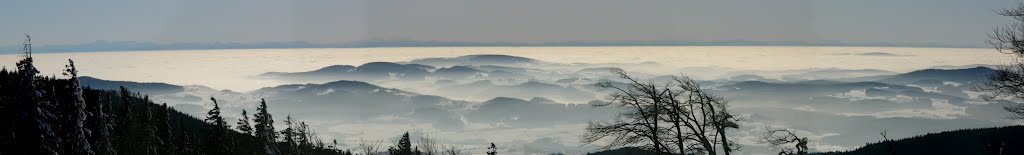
[358,139,383,155]
[881,131,895,155]
[417,134,440,155]
[977,63,1024,119]
[441,144,464,155]
[760,128,808,155]
[981,1,1024,119]
[582,70,739,155]
[581,70,668,153]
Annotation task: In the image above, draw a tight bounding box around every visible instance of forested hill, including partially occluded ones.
[0,55,349,154]
[585,126,1024,155]
[814,125,1024,155]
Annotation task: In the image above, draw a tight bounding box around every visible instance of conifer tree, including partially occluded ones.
[114,87,138,153]
[11,35,60,155]
[143,99,159,154]
[83,85,114,155]
[237,109,253,135]
[176,118,196,155]
[298,121,312,153]
[158,103,174,155]
[205,97,231,155]
[182,128,201,155]
[254,99,279,155]
[389,132,413,155]
[237,109,255,154]
[0,67,11,152]
[61,59,93,154]
[282,115,298,155]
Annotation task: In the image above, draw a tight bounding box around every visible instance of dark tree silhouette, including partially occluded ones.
[6,35,59,155]
[114,87,140,154]
[204,97,232,155]
[416,134,440,155]
[486,143,498,155]
[358,139,384,155]
[441,144,463,155]
[237,110,253,135]
[254,98,280,154]
[236,109,256,154]
[142,97,159,154]
[880,131,895,155]
[761,128,808,155]
[980,1,1024,119]
[83,81,115,155]
[177,117,200,155]
[0,41,349,155]
[389,132,414,155]
[282,115,298,154]
[298,121,312,153]
[157,103,174,154]
[582,70,739,155]
[60,59,93,155]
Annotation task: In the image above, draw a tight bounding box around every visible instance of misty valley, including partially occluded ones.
[3,44,1022,155]
[7,1,1024,155]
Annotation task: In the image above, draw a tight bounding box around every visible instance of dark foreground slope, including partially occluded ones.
[0,65,347,154]
[585,126,1023,155]
[815,125,1024,155]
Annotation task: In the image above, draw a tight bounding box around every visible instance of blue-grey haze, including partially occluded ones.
[0,0,1016,52]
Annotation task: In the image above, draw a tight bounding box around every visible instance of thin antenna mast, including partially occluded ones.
[23,34,32,58]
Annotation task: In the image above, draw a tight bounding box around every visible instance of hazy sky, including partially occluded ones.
[0,0,1017,47]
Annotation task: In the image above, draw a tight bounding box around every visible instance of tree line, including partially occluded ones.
[0,36,504,155]
[0,36,771,155]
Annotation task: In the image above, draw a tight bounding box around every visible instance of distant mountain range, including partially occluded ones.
[782,69,897,81]
[75,54,1016,154]
[879,67,996,85]
[260,62,436,81]
[79,76,185,94]
[0,39,977,54]
[815,125,1024,155]
[409,54,543,67]
[79,74,617,130]
[589,126,1024,155]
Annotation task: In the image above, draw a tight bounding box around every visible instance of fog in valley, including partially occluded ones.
[1,46,1015,154]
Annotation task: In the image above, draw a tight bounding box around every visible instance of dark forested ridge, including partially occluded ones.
[586,125,1024,155]
[813,125,1024,155]
[0,50,352,154]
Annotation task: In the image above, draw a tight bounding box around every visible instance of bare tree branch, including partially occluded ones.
[981,2,1024,119]
[582,70,739,155]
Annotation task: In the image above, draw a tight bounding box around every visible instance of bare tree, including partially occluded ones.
[358,139,384,155]
[987,2,1024,57]
[441,144,464,155]
[977,63,1024,119]
[581,70,739,155]
[880,131,895,155]
[486,143,497,155]
[980,1,1024,119]
[661,76,739,155]
[581,70,668,153]
[417,134,440,155]
[760,128,808,155]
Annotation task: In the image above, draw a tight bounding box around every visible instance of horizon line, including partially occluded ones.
[0,39,988,54]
